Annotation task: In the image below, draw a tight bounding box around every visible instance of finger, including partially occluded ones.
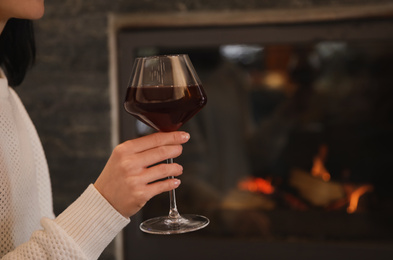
[124,131,190,154]
[145,178,181,199]
[141,163,183,184]
[133,145,183,168]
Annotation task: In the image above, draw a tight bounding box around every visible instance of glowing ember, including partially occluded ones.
[238,177,275,195]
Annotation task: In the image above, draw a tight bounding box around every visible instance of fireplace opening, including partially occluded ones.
[113,12,393,259]
[137,41,393,241]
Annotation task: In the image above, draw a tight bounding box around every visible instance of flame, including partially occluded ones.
[346,185,373,214]
[311,144,331,181]
[238,177,275,194]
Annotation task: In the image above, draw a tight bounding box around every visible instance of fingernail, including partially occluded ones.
[173,179,181,187]
[182,132,190,141]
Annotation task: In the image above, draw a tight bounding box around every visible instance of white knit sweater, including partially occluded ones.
[0,74,130,259]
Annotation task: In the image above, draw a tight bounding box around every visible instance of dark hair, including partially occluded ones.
[0,19,36,87]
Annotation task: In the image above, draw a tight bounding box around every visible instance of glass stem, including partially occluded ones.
[167,158,181,219]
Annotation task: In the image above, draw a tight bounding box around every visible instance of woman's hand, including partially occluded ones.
[94,131,190,218]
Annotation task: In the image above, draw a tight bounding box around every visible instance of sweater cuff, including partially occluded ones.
[55,184,130,259]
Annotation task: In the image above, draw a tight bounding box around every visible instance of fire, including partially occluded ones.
[239,144,373,214]
[346,185,373,214]
[311,144,331,181]
[238,177,275,194]
[310,143,373,213]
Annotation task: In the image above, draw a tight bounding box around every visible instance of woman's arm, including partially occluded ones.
[2,131,190,259]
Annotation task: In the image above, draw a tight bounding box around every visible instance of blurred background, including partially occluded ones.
[14,0,393,259]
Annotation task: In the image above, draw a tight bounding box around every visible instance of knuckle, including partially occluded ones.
[138,191,150,203]
[156,163,182,178]
[157,145,169,157]
[118,160,129,173]
[152,132,179,146]
[133,190,144,201]
[157,163,170,174]
[155,182,169,194]
[172,132,179,143]
[113,143,127,157]
[173,145,183,157]
[157,145,183,159]
[152,132,164,146]
[167,180,176,191]
[128,183,150,205]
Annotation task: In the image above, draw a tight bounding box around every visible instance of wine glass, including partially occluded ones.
[124,54,209,234]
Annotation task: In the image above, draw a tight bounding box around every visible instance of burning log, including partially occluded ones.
[221,189,275,211]
[289,168,345,207]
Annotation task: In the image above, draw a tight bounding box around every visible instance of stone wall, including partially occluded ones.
[13,0,390,259]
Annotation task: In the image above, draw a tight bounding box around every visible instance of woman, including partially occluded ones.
[0,1,188,259]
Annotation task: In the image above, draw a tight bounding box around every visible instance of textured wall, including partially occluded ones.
[13,0,389,259]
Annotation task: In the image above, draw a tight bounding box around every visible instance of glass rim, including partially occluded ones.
[134,54,189,60]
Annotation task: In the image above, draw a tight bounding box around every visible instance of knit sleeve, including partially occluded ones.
[2,184,130,260]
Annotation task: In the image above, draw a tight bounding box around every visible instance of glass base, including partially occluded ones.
[140,214,209,235]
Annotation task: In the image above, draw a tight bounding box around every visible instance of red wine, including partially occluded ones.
[124,85,207,132]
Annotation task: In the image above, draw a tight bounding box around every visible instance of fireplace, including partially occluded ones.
[110,6,393,260]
